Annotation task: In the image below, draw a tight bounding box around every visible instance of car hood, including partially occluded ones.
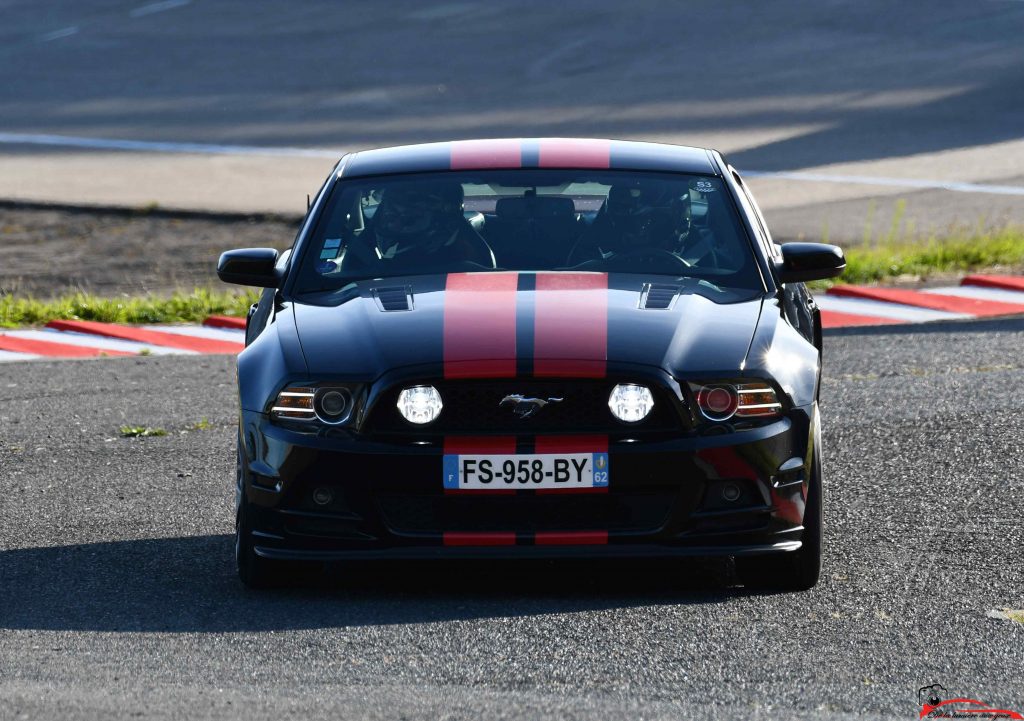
[288,273,764,380]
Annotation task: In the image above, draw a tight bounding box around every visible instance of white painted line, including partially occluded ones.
[922,286,1024,304]
[0,349,39,362]
[130,0,190,18]
[0,133,343,159]
[39,27,79,42]
[743,170,1024,197]
[814,295,972,322]
[15,329,194,355]
[142,325,246,343]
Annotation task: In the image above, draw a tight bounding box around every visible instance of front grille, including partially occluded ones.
[377,492,676,534]
[367,379,684,434]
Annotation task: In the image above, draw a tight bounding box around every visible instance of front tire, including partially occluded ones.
[237,497,298,589]
[736,447,823,592]
[235,437,291,589]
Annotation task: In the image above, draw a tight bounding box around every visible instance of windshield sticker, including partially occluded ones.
[324,238,342,249]
[316,260,338,274]
[320,249,337,259]
[693,179,716,193]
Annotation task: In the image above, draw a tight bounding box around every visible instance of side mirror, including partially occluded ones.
[217,248,281,287]
[776,243,846,284]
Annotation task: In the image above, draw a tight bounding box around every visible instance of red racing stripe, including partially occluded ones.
[538,139,611,168]
[450,139,522,170]
[828,285,1024,316]
[0,335,133,358]
[443,531,517,547]
[533,273,608,377]
[535,531,608,546]
[443,436,517,495]
[45,320,243,354]
[535,435,609,494]
[444,272,519,379]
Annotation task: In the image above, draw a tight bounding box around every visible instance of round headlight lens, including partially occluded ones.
[608,383,654,423]
[397,385,443,424]
[696,384,738,421]
[315,388,352,424]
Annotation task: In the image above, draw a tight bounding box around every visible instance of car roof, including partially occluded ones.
[340,138,718,178]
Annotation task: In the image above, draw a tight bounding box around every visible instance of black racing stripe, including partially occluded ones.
[520,140,541,168]
[604,272,676,369]
[343,142,453,177]
[609,139,715,174]
[515,272,536,378]
[516,435,534,491]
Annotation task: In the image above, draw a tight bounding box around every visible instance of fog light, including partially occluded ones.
[608,383,654,423]
[312,487,333,506]
[722,482,741,503]
[397,385,443,424]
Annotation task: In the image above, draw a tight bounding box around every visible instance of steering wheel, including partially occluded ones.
[610,247,693,273]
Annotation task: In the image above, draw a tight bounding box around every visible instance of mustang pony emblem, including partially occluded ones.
[499,394,564,419]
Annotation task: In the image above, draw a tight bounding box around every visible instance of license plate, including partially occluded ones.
[443,452,610,490]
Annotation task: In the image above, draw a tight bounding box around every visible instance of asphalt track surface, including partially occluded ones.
[3,1,1024,239]
[1,321,1023,720]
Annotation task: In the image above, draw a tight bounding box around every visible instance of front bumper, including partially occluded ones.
[239,407,815,561]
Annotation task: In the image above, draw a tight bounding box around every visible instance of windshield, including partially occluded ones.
[293,169,762,293]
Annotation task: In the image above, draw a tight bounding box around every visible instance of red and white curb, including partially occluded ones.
[1,276,1023,360]
[0,315,245,362]
[817,275,1024,328]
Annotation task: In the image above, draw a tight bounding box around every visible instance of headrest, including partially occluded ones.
[382,181,464,212]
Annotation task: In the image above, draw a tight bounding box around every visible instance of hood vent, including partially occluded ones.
[372,286,414,312]
[639,283,681,310]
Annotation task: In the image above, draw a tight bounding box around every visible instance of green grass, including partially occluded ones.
[0,288,259,328]
[1,223,1023,327]
[818,224,1024,287]
[119,425,168,438]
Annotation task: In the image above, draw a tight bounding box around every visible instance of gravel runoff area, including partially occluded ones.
[0,319,1022,720]
[0,203,300,298]
[2,203,1019,302]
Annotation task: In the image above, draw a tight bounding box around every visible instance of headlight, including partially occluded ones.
[397,385,443,424]
[314,388,353,425]
[270,386,316,420]
[608,383,654,423]
[270,384,359,425]
[691,381,781,422]
[695,385,738,421]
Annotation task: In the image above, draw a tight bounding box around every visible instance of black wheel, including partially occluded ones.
[235,437,291,589]
[236,498,295,589]
[736,447,823,592]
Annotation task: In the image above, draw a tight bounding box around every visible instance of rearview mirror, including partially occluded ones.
[217,248,281,288]
[776,243,846,284]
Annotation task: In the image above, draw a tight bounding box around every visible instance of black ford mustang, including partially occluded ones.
[217,138,845,590]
